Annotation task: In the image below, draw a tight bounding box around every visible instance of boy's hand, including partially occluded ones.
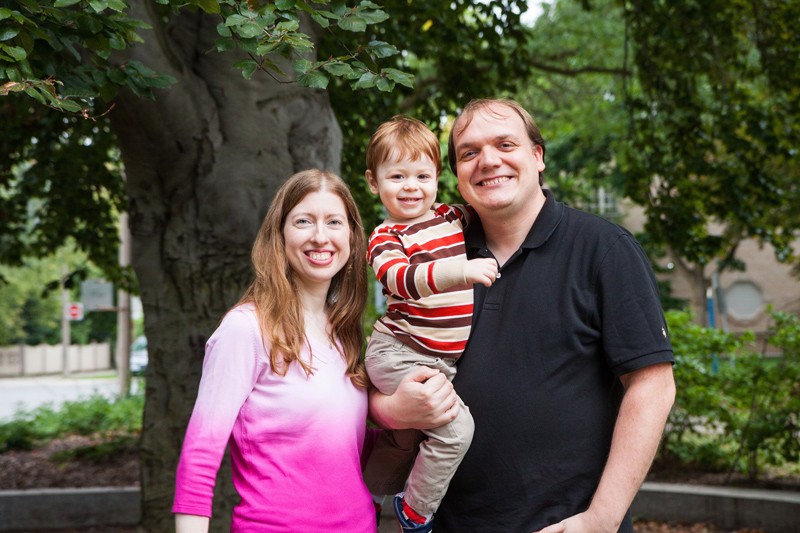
[464,258,499,287]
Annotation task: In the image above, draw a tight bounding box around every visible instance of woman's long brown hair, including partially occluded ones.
[236,169,368,388]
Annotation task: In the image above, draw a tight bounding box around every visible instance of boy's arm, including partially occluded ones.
[369,230,440,300]
[369,228,497,300]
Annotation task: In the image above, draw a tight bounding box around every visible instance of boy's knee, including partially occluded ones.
[455,408,475,452]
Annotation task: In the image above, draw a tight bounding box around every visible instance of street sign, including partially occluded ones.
[81,279,114,311]
[66,303,84,321]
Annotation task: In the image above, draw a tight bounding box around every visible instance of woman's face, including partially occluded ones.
[283,190,351,293]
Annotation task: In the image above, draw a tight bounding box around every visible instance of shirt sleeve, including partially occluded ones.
[368,228,440,300]
[172,308,265,517]
[596,232,674,376]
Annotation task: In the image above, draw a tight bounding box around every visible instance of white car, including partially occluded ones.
[130,335,148,374]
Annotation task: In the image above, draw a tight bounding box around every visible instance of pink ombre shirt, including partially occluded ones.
[173,305,376,532]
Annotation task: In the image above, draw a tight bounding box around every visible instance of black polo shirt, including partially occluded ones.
[437,190,674,532]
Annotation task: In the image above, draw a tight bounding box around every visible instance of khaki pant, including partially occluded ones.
[363,331,475,516]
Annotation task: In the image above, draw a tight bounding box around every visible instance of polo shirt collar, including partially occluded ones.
[465,189,564,252]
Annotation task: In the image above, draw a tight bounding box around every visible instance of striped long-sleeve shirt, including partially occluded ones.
[368,204,474,358]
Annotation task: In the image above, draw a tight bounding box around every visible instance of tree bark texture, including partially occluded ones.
[108,3,341,530]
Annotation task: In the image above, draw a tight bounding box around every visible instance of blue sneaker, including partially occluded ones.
[393,494,433,533]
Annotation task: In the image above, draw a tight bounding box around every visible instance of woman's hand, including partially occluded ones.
[369,366,458,430]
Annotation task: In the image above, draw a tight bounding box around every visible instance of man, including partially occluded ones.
[370,98,675,532]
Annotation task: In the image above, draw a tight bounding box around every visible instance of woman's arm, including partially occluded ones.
[369,366,459,430]
[175,513,209,533]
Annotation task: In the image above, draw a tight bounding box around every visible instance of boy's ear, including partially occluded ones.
[365,170,379,194]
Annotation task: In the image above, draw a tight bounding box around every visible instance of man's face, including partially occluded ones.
[451,103,545,220]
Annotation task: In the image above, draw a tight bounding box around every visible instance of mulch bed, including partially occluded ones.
[0,435,139,490]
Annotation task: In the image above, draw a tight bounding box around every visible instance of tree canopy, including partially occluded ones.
[623,0,800,276]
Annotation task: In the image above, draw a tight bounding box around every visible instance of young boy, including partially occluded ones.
[362,115,498,532]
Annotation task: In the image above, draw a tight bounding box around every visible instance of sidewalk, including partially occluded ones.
[0,372,125,421]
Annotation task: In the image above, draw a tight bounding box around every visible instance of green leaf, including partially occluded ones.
[56,99,84,112]
[235,22,263,39]
[88,0,107,13]
[108,33,126,50]
[293,59,312,74]
[0,43,26,61]
[15,0,40,12]
[330,0,347,17]
[353,71,376,89]
[359,9,389,25]
[322,61,353,77]
[4,66,21,81]
[310,12,330,28]
[214,36,234,52]
[275,20,300,32]
[0,9,13,21]
[188,0,220,14]
[147,74,176,89]
[298,70,329,89]
[106,0,127,12]
[275,0,295,9]
[382,67,413,88]
[216,22,231,37]
[224,14,248,27]
[233,59,258,79]
[366,40,397,59]
[0,27,20,42]
[283,34,313,52]
[236,37,258,54]
[107,68,126,84]
[255,41,279,55]
[338,15,366,32]
[24,86,46,104]
[375,76,393,92]
[53,0,83,6]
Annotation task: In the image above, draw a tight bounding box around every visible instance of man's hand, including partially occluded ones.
[534,509,615,533]
[369,366,458,430]
[464,257,499,287]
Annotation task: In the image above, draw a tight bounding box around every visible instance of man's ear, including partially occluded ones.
[365,170,379,194]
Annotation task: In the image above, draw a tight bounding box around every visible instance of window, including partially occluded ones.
[725,281,764,321]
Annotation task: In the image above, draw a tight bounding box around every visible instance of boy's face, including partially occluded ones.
[366,152,439,225]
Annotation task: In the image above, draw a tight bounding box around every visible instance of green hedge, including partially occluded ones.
[664,309,800,480]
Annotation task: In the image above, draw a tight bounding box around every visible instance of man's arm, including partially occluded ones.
[537,362,675,533]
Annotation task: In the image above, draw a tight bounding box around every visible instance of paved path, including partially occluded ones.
[0,373,126,421]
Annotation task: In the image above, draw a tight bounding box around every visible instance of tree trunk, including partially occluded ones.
[108,4,341,530]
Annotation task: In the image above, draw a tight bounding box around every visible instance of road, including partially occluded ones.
[0,372,126,421]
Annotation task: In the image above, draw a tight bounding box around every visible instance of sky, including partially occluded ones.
[522,0,547,25]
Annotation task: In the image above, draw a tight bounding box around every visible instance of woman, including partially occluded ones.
[173,169,375,532]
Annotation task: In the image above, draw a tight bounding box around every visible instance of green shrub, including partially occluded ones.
[0,419,39,452]
[0,389,143,452]
[662,309,800,481]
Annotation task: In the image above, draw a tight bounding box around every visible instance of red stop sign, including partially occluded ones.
[66,303,84,321]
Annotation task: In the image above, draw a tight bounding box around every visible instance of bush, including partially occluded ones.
[0,390,143,453]
[662,309,800,480]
